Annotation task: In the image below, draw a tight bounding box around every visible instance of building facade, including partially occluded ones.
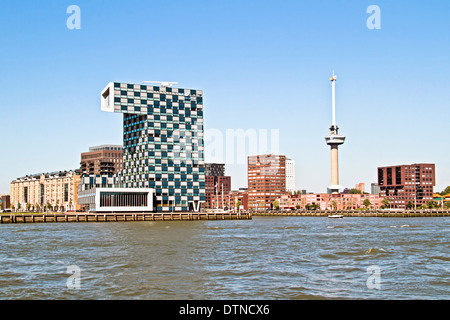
[0,194,10,210]
[377,163,435,209]
[279,192,384,210]
[228,188,249,211]
[286,158,296,193]
[371,183,380,195]
[10,170,81,212]
[205,163,225,177]
[248,154,286,210]
[80,145,123,176]
[204,163,231,209]
[100,82,205,212]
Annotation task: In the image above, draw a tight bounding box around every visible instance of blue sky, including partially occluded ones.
[0,0,449,194]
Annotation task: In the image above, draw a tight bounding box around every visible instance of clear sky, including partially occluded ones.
[1,0,449,194]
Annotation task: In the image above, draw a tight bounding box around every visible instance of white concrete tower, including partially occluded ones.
[324,73,345,194]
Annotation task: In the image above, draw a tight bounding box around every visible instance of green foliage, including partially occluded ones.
[272,200,280,210]
[348,188,362,194]
[439,186,450,195]
[363,199,371,208]
[406,200,414,210]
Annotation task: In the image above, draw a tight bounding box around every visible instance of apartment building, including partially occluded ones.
[248,154,286,210]
[204,163,231,209]
[80,145,123,176]
[10,170,81,211]
[377,163,435,208]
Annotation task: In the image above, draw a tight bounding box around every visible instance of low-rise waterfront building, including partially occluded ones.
[0,194,10,210]
[278,192,384,210]
[228,188,249,211]
[10,170,81,212]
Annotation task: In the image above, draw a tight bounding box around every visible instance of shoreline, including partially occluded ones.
[252,209,450,217]
[0,211,252,224]
[0,209,449,224]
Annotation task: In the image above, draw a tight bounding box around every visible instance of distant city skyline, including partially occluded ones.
[1,0,449,194]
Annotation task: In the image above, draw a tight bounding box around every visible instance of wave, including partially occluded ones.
[364,247,387,255]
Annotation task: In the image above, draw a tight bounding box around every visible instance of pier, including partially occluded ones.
[0,212,252,224]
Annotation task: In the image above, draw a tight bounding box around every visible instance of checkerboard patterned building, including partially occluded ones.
[101,82,205,212]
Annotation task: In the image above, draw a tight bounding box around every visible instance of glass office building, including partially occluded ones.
[101,82,205,212]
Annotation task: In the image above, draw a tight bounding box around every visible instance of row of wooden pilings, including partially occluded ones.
[0,212,252,224]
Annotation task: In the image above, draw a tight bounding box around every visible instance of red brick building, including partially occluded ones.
[204,163,231,209]
[248,154,286,210]
[80,145,123,177]
[377,163,435,209]
[228,189,249,211]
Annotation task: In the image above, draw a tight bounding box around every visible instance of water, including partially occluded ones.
[0,217,448,299]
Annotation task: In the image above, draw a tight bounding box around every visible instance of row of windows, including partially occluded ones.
[116,93,202,103]
[114,82,199,96]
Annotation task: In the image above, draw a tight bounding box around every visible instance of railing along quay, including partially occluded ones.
[0,211,252,224]
[251,209,450,217]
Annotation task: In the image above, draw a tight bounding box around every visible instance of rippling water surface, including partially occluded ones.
[0,217,448,299]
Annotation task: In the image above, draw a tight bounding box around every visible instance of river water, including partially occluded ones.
[0,217,448,300]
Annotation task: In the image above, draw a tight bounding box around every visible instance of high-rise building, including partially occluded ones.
[248,154,286,210]
[377,163,435,208]
[371,183,380,195]
[286,158,296,193]
[100,81,205,212]
[80,145,123,176]
[355,183,365,194]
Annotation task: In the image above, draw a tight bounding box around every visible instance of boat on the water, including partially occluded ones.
[328,214,344,219]
[208,208,233,214]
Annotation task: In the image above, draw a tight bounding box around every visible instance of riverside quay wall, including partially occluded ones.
[252,209,450,217]
[0,211,251,224]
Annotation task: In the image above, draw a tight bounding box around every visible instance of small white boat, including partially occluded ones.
[328,214,344,219]
[208,208,233,214]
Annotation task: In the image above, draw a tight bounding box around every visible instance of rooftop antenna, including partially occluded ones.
[142,81,178,87]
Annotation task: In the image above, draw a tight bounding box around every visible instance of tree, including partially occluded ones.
[381,198,389,208]
[272,200,280,210]
[406,200,414,210]
[348,188,362,194]
[363,199,371,209]
[331,200,337,211]
[296,205,301,209]
[425,201,436,209]
[445,202,450,210]
[439,186,450,195]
